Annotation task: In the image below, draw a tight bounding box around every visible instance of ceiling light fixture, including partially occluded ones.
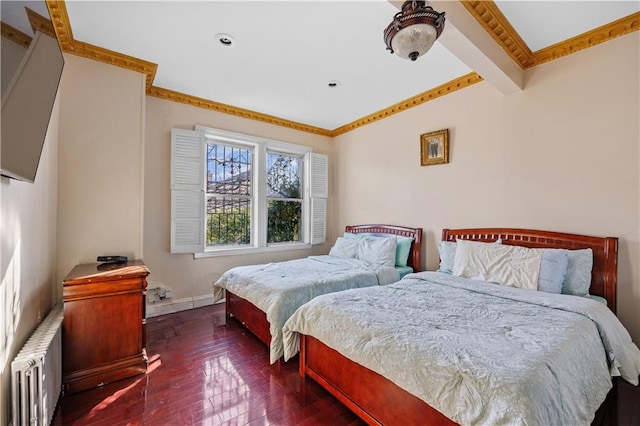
[384,1,446,62]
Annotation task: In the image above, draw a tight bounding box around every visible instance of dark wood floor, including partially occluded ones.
[52,304,640,425]
[52,303,364,425]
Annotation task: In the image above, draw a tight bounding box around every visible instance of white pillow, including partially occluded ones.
[328,237,360,259]
[358,236,397,267]
[452,240,543,290]
[438,239,502,274]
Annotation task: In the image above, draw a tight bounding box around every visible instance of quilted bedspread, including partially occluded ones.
[283,271,640,426]
[213,255,400,363]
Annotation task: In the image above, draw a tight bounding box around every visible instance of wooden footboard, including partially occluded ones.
[300,335,455,426]
[300,335,617,426]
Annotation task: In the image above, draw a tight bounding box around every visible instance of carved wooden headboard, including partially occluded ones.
[442,228,618,314]
[346,224,423,272]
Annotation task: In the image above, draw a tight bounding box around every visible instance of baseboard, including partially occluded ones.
[146,294,217,318]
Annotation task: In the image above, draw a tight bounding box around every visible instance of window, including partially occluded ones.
[266,152,303,243]
[170,126,327,256]
[206,143,253,246]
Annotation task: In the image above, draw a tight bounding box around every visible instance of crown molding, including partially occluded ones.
[26,7,56,39]
[462,1,639,69]
[147,86,334,137]
[2,6,60,48]
[460,1,532,68]
[1,22,32,48]
[46,0,74,52]
[69,41,157,90]
[147,75,483,138]
[46,0,157,90]
[529,12,640,68]
[44,0,483,137]
[53,0,638,137]
[331,73,483,137]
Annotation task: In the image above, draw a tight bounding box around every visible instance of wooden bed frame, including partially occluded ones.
[299,228,619,425]
[226,224,423,356]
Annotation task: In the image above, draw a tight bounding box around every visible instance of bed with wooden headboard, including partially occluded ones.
[218,223,422,364]
[292,228,626,426]
[441,228,618,313]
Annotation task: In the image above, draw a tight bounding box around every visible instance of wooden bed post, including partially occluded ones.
[299,335,307,377]
[603,237,618,315]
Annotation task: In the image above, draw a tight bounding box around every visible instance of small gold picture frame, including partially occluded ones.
[420,129,449,166]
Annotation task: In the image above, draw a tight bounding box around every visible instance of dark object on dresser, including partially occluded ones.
[96,255,128,263]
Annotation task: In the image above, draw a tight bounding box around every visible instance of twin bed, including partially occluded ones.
[213,226,640,425]
[213,224,423,363]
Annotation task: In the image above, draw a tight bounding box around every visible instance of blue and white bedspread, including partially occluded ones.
[283,271,640,426]
[213,255,399,364]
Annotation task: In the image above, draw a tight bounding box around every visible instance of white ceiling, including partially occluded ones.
[4,1,639,131]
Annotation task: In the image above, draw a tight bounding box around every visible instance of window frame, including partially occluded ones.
[170,125,326,258]
[265,149,304,245]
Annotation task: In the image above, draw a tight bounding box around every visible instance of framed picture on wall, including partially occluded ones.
[420,129,449,166]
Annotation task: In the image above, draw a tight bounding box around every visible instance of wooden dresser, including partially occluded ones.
[62,260,149,394]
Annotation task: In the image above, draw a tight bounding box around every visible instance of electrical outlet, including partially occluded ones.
[159,287,167,299]
[164,287,173,299]
[147,287,161,304]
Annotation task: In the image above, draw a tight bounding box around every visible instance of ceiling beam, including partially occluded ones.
[434,1,524,93]
[388,0,524,94]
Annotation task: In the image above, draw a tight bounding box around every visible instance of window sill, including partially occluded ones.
[193,242,313,259]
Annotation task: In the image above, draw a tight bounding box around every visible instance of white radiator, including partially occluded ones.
[11,303,63,426]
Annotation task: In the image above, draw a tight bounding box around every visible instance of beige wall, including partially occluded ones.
[143,97,335,300]
[334,33,640,343]
[0,98,59,426]
[56,55,146,285]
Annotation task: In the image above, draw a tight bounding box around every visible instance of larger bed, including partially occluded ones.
[283,228,640,425]
[213,224,422,364]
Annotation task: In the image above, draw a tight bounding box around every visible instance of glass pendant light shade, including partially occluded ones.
[390,24,438,61]
[384,1,446,62]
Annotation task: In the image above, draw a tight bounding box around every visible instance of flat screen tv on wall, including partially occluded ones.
[1,1,65,183]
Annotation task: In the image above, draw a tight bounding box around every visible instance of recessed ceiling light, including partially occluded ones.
[215,33,236,47]
[327,80,341,88]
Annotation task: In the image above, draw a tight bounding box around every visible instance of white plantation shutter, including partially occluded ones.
[310,198,327,244]
[310,153,328,198]
[171,128,205,253]
[307,153,328,244]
